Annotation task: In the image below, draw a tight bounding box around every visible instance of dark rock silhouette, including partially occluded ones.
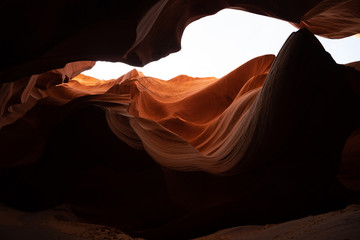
[1,0,359,81]
[0,1,360,240]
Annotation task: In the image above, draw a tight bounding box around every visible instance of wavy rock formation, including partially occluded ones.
[1,28,360,239]
[1,0,360,81]
[292,0,360,38]
[0,0,360,240]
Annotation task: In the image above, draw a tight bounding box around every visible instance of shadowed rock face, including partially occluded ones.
[1,0,359,81]
[0,1,360,240]
[0,29,360,239]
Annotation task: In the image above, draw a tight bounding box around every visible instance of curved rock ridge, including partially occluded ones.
[0,53,273,173]
[1,0,359,81]
[0,29,359,239]
[1,0,360,239]
[292,0,360,38]
[0,61,95,132]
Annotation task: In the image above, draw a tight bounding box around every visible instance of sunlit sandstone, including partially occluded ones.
[0,0,360,239]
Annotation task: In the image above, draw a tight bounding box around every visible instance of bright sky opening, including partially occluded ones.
[83,9,360,81]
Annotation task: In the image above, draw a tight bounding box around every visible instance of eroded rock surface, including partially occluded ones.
[1,0,359,81]
[0,1,360,239]
[0,29,359,239]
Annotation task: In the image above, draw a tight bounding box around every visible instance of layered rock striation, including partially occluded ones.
[0,0,360,239]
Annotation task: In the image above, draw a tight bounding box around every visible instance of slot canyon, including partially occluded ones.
[1,0,360,239]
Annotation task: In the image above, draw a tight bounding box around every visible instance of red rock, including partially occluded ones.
[1,0,359,81]
[0,1,360,239]
[0,28,359,239]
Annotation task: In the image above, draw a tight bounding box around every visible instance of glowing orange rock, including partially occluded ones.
[0,29,359,239]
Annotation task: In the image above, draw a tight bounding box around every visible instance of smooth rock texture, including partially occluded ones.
[292,0,360,38]
[0,1,360,239]
[1,0,360,81]
[1,204,359,240]
[0,29,360,239]
[195,204,360,240]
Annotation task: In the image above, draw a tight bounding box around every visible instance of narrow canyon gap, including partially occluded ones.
[0,1,360,239]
